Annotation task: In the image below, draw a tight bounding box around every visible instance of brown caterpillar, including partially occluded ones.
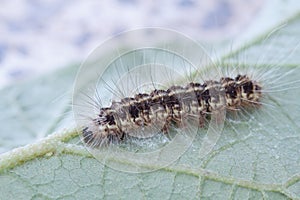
[82,74,262,147]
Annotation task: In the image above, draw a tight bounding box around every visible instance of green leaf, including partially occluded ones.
[0,66,77,153]
[1,12,300,200]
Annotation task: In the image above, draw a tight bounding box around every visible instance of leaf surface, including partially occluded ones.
[1,12,300,200]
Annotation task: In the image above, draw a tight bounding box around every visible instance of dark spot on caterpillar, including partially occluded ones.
[201,89,210,103]
[106,115,116,125]
[226,85,237,98]
[82,127,94,144]
[129,105,139,119]
[243,81,254,94]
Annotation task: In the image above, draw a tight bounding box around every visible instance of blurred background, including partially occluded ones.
[0,0,271,88]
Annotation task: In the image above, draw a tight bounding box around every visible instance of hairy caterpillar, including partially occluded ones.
[81,74,262,147]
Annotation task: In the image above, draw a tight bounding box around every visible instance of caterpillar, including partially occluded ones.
[81,74,262,147]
